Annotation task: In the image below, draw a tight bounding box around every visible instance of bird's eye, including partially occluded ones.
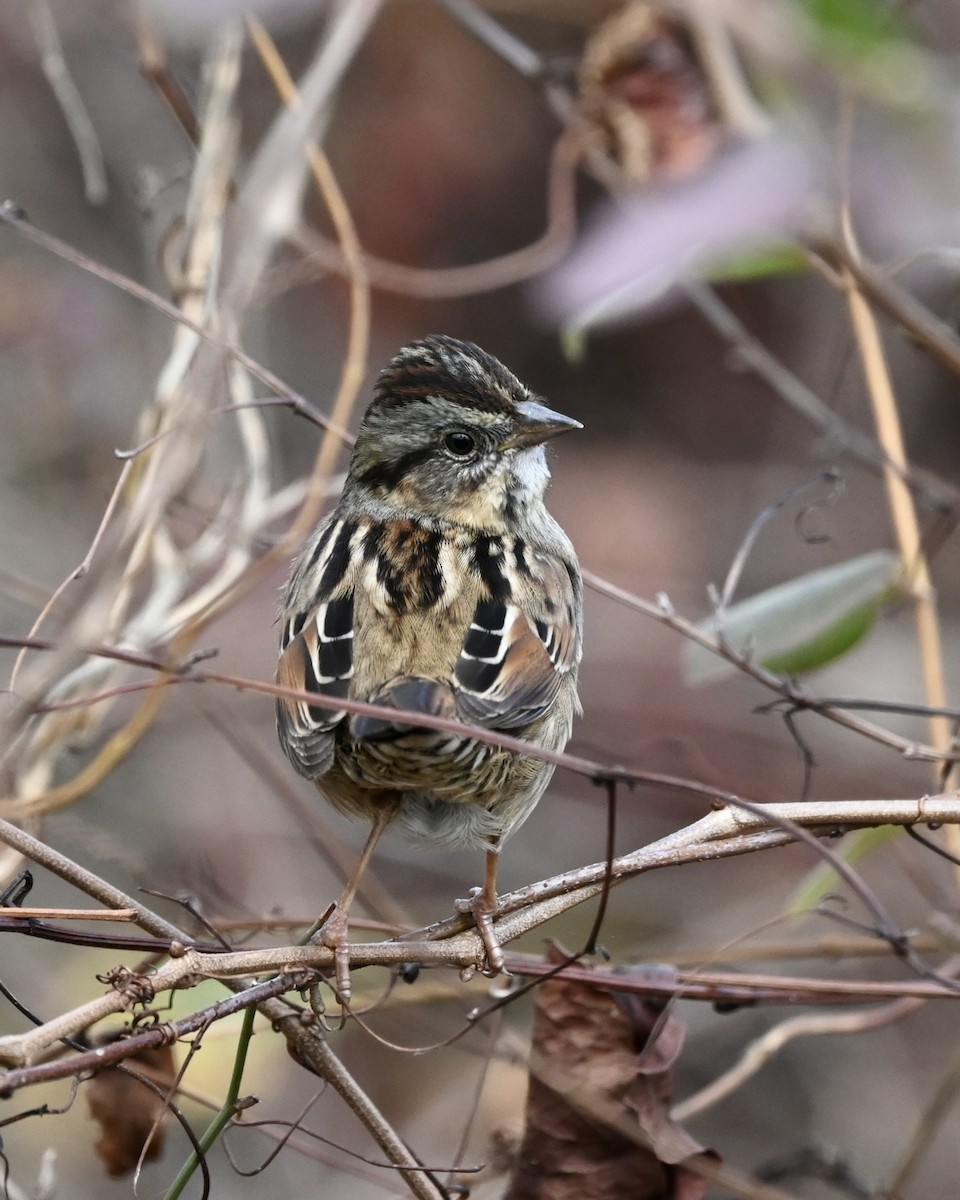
[443,430,478,459]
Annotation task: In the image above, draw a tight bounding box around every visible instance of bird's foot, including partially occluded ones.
[456,886,505,979]
[311,908,353,1004]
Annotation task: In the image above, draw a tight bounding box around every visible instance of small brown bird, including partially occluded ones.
[276,335,582,996]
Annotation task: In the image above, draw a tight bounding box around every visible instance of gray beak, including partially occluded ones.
[500,398,583,450]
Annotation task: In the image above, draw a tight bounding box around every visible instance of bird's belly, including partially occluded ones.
[324,724,559,849]
[338,731,513,801]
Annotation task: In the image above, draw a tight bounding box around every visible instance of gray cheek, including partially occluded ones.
[412,468,459,507]
[410,455,498,507]
[454,454,497,493]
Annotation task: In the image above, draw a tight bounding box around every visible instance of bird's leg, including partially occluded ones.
[315,801,396,1003]
[456,847,505,977]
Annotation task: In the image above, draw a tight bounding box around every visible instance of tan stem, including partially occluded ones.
[840,231,958,873]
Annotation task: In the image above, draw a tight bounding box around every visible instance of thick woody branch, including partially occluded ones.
[2,794,958,1071]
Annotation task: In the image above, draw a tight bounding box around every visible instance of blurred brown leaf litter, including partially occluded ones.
[85,1041,176,1177]
[505,944,718,1200]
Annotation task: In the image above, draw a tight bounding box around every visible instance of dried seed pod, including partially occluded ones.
[578,2,725,183]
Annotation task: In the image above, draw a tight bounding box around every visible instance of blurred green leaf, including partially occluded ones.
[798,0,937,108]
[560,324,588,364]
[786,826,900,913]
[800,0,908,53]
[705,242,808,283]
[683,550,903,686]
[761,597,878,675]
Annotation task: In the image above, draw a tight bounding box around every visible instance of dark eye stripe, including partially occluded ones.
[355,446,435,493]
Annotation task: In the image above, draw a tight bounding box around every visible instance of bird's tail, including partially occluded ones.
[350,677,458,742]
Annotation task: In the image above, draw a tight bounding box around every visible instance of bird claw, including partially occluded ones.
[311,908,353,1005]
[454,885,482,915]
[331,943,352,1004]
[455,886,505,977]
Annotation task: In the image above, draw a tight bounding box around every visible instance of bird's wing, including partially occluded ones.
[276,518,357,779]
[455,552,581,730]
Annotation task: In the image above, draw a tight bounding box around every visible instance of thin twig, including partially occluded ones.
[8,459,133,693]
[672,981,942,1121]
[886,1041,960,1195]
[718,471,840,611]
[581,571,950,762]
[838,223,950,755]
[6,795,960,1069]
[272,1010,448,1200]
[30,0,107,204]
[246,16,371,548]
[816,236,960,382]
[836,116,958,873]
[683,279,959,513]
[4,630,952,799]
[0,204,349,441]
[0,907,137,920]
[505,955,960,1004]
[135,3,201,144]
[292,124,580,298]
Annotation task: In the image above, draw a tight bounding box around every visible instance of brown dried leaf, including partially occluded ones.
[579,1,723,183]
[86,1042,176,1177]
[504,943,718,1200]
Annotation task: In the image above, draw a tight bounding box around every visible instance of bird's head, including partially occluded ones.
[346,335,581,530]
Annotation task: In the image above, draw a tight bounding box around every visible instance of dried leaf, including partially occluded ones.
[505,944,718,1200]
[579,2,722,183]
[86,1042,176,1177]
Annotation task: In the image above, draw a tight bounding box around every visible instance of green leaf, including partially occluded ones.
[800,0,908,54]
[761,596,878,675]
[797,0,936,109]
[560,324,588,364]
[705,242,808,283]
[683,550,903,686]
[785,826,901,913]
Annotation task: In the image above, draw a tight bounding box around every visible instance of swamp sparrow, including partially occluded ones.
[276,335,582,995]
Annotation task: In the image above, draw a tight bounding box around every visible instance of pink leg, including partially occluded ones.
[457,848,504,976]
[316,804,394,1002]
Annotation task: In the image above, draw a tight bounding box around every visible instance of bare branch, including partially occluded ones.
[30,0,107,204]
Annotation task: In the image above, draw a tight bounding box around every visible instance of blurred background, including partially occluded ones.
[3,1,960,1197]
